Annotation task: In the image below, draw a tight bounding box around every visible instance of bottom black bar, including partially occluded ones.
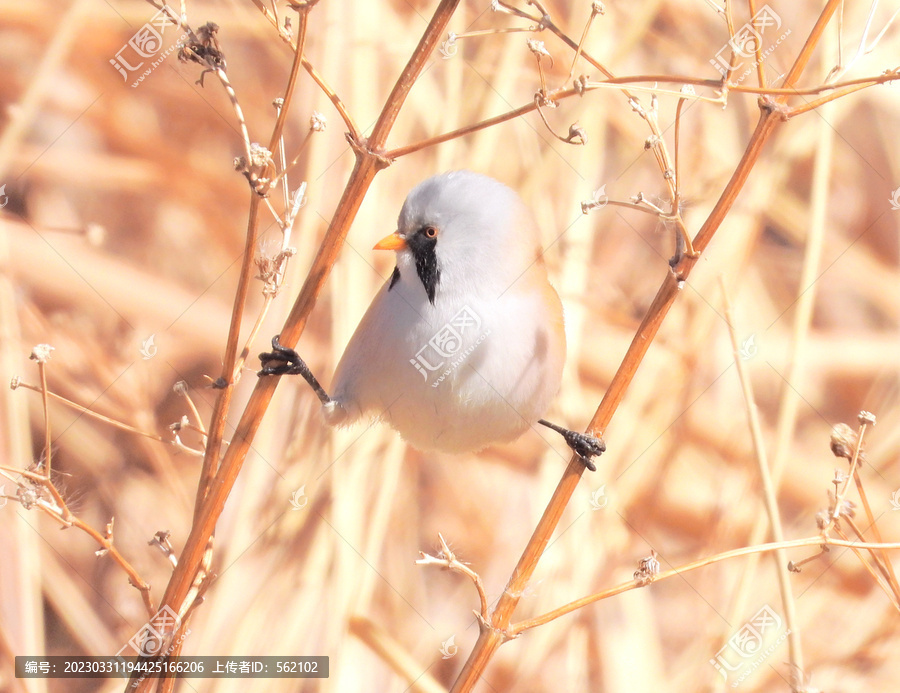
[16,656,329,678]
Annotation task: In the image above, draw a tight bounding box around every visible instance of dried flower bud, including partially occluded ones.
[9,376,20,390]
[837,500,856,519]
[574,75,589,95]
[18,486,38,510]
[310,111,327,132]
[30,344,54,363]
[526,39,551,60]
[633,551,660,585]
[829,424,857,460]
[248,143,273,168]
[858,410,876,426]
[566,123,587,145]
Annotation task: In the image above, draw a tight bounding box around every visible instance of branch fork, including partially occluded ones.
[418,533,489,622]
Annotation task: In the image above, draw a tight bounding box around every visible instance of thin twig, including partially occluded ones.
[828,419,871,527]
[33,351,52,477]
[12,379,170,443]
[718,71,836,690]
[174,381,207,437]
[842,514,894,588]
[232,294,276,378]
[720,279,804,679]
[249,0,361,140]
[263,1,312,187]
[832,524,899,609]
[747,0,767,89]
[510,536,900,634]
[852,468,900,602]
[384,70,899,160]
[269,124,320,189]
[2,465,155,617]
[194,194,262,519]
[349,617,448,693]
[417,534,489,621]
[212,67,255,184]
[565,2,604,84]
[673,92,688,204]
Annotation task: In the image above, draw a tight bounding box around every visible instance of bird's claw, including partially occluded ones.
[258,335,304,377]
[561,430,605,472]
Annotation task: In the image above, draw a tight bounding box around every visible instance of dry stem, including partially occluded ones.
[11,379,171,444]
[511,536,900,634]
[0,466,154,618]
[450,2,845,690]
[417,533,489,622]
[130,3,463,690]
[721,281,803,677]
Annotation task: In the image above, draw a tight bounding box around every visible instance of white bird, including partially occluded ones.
[259,170,604,469]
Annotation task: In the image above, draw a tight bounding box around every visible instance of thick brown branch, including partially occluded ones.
[137,5,463,691]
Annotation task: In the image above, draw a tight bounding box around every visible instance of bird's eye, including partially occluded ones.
[423,226,437,239]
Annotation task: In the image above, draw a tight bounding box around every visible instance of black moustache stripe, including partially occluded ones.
[406,228,440,304]
[388,265,401,291]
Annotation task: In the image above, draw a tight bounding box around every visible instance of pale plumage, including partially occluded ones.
[260,171,603,468]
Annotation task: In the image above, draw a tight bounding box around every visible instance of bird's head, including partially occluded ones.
[374,170,542,305]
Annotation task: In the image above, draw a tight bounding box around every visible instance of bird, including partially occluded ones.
[259,170,604,470]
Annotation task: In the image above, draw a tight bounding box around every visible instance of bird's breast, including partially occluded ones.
[331,273,566,454]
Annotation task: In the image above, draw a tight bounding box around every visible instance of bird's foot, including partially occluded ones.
[560,430,605,472]
[538,419,605,472]
[258,335,306,377]
[258,335,333,406]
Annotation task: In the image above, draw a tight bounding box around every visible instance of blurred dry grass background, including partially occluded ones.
[1,1,899,691]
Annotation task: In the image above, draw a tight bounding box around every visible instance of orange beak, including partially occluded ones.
[373,231,407,251]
